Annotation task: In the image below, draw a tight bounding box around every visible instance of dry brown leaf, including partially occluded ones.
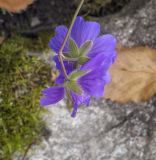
[105,46,156,103]
[0,0,34,12]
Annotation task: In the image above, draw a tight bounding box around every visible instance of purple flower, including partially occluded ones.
[40,86,90,117]
[41,16,117,117]
[49,17,100,53]
[49,17,116,57]
[50,17,116,81]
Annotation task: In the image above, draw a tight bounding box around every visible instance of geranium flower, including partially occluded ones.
[51,17,116,81]
[40,16,117,117]
[40,86,90,117]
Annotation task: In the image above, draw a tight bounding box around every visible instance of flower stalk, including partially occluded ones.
[58,0,84,80]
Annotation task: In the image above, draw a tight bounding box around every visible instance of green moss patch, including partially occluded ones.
[0,36,51,160]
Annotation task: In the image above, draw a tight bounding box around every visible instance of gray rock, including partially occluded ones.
[20,98,156,160]
[30,17,41,27]
[100,0,156,48]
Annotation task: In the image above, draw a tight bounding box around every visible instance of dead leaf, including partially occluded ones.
[105,46,156,103]
[0,0,34,12]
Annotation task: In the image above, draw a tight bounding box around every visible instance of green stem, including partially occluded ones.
[58,0,84,80]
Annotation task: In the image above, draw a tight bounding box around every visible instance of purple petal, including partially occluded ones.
[78,68,110,97]
[40,86,64,106]
[71,17,100,47]
[88,34,117,59]
[49,25,69,53]
[55,73,65,84]
[71,103,78,118]
[71,91,90,106]
[81,52,116,71]
[70,91,90,117]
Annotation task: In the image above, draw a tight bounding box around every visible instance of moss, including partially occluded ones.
[0,36,52,160]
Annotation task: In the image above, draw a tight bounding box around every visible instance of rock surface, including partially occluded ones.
[100,0,156,48]
[21,99,156,160]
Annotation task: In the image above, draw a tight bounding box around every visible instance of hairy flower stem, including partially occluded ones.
[58,0,84,80]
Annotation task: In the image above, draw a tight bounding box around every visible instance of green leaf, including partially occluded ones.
[79,40,93,56]
[69,39,79,57]
[69,70,88,80]
[66,80,82,94]
[78,56,90,64]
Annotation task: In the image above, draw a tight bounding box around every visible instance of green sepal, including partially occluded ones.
[69,39,79,58]
[69,70,88,80]
[78,56,90,64]
[79,40,93,56]
[66,80,82,94]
